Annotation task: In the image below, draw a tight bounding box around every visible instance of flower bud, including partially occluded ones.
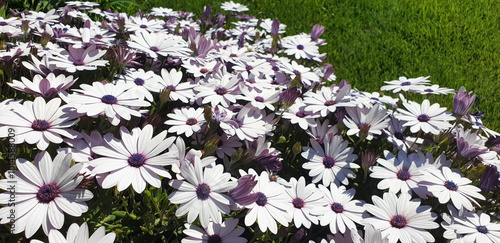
[229,174,258,206]
[271,19,280,36]
[478,165,499,193]
[453,86,476,116]
[310,24,325,40]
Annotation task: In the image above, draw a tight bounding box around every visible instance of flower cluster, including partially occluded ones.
[0,1,499,242]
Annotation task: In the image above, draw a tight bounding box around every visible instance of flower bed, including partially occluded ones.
[0,1,499,242]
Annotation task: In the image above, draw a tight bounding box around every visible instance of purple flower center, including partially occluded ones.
[324,100,335,106]
[166,85,176,91]
[90,151,100,160]
[186,118,198,125]
[417,114,430,122]
[390,215,408,228]
[208,234,222,243]
[401,81,411,86]
[200,68,209,74]
[36,17,44,20]
[254,96,264,102]
[424,88,433,92]
[139,24,148,28]
[295,110,306,118]
[32,119,50,131]
[397,169,411,181]
[297,44,304,50]
[444,181,458,191]
[322,156,336,168]
[292,197,305,208]
[272,65,280,71]
[477,225,489,234]
[134,78,145,86]
[128,153,147,168]
[73,59,85,66]
[245,65,253,71]
[331,202,344,213]
[293,70,301,76]
[150,46,159,52]
[475,121,483,126]
[215,87,228,95]
[0,21,8,26]
[101,94,118,104]
[37,183,60,203]
[196,183,211,200]
[256,192,267,206]
[95,34,103,39]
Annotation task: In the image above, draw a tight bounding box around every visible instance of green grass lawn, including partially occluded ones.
[136,0,500,131]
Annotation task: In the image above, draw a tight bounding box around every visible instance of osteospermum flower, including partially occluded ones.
[165,107,206,137]
[157,68,195,104]
[282,34,320,60]
[443,210,500,243]
[31,222,116,243]
[362,192,439,243]
[311,184,365,234]
[114,68,164,102]
[282,98,320,130]
[370,150,429,199]
[219,105,268,141]
[380,76,431,93]
[127,30,191,59]
[0,97,80,150]
[301,135,359,186]
[64,82,150,126]
[90,125,176,193]
[182,218,247,243]
[303,85,355,117]
[285,177,325,229]
[9,73,76,99]
[195,73,240,108]
[395,99,455,135]
[243,170,292,234]
[49,44,108,72]
[343,103,389,140]
[421,166,485,213]
[221,1,249,12]
[168,161,237,228]
[0,152,93,238]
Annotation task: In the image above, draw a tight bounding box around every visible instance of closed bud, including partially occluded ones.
[203,135,220,157]
[231,147,244,163]
[453,87,476,117]
[204,104,213,123]
[310,24,325,40]
[292,142,302,155]
[478,165,499,193]
[271,19,280,36]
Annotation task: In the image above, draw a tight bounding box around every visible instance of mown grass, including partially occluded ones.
[146,0,500,130]
[10,0,500,130]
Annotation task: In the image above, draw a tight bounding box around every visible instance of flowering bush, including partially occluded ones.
[0,1,499,242]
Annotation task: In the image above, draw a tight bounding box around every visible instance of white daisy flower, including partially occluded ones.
[9,73,76,99]
[280,60,320,87]
[182,218,247,243]
[64,82,150,126]
[49,44,108,73]
[157,68,195,104]
[421,166,485,213]
[303,85,355,117]
[305,119,339,144]
[301,135,359,187]
[90,125,176,193]
[344,103,389,140]
[362,192,439,243]
[282,34,320,60]
[380,76,431,93]
[282,98,320,130]
[0,97,80,150]
[415,84,455,95]
[221,1,249,12]
[127,30,191,59]
[384,117,424,152]
[195,73,240,108]
[443,210,500,243]
[114,68,164,102]
[462,114,500,138]
[168,161,237,228]
[165,107,206,137]
[243,170,292,234]
[395,99,455,135]
[0,152,93,238]
[219,105,268,141]
[285,177,325,229]
[370,150,429,199]
[150,7,179,17]
[311,183,365,234]
[125,16,165,33]
[236,85,280,111]
[31,222,116,243]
